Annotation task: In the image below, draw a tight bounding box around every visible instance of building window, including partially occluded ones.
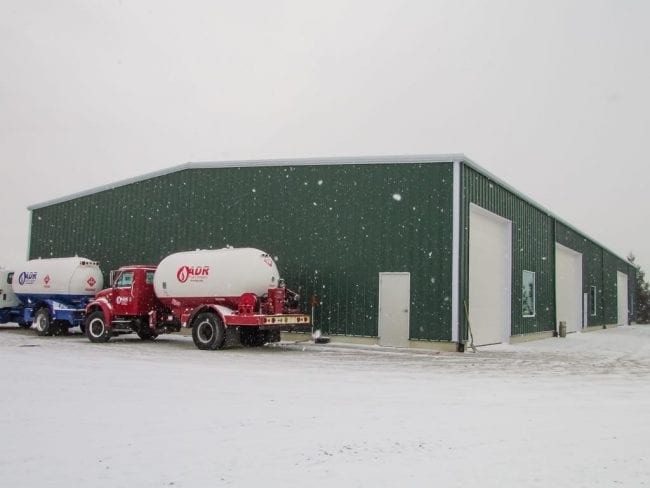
[522,270,536,317]
[590,286,597,316]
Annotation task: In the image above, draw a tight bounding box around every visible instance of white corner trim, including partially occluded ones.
[451,160,461,343]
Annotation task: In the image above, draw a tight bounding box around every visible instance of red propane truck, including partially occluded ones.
[84,248,310,349]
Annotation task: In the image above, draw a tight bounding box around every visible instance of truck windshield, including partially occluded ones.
[115,272,134,288]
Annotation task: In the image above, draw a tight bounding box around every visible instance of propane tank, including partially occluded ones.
[153,248,280,300]
[0,268,21,309]
[12,257,103,302]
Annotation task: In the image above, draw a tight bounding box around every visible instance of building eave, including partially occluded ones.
[27,154,465,210]
[26,152,632,266]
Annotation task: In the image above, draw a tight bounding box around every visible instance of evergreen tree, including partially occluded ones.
[627,254,650,323]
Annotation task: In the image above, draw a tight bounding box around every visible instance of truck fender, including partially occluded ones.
[186,304,235,328]
[85,298,113,326]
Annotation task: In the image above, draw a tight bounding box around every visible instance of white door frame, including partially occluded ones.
[555,243,583,333]
[378,272,411,347]
[468,204,512,345]
[617,271,629,326]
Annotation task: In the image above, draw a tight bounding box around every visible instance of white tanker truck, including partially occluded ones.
[5,257,103,335]
[85,247,310,349]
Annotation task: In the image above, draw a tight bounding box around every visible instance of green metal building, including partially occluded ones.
[28,155,635,350]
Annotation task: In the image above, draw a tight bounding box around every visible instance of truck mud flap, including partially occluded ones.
[223,326,243,348]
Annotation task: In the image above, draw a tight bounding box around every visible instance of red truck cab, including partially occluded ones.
[85,266,178,342]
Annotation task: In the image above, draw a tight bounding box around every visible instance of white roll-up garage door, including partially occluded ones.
[555,243,583,333]
[617,271,629,326]
[468,204,512,346]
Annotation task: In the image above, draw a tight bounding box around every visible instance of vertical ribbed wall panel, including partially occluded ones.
[460,165,635,341]
[460,165,556,338]
[30,162,455,340]
[555,222,634,326]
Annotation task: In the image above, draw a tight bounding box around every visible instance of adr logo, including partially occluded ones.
[177,266,210,283]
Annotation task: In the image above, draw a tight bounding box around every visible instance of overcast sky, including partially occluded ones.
[1,0,649,270]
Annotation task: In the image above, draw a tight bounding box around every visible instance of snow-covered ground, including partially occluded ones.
[1,325,649,487]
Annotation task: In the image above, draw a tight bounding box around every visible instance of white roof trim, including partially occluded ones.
[27,153,632,266]
[460,156,632,267]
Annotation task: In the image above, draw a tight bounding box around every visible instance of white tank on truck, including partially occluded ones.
[12,257,103,336]
[12,257,103,300]
[153,247,280,301]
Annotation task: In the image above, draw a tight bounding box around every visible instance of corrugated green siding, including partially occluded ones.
[555,222,635,325]
[460,166,636,342]
[556,222,605,325]
[30,162,455,340]
[460,165,556,339]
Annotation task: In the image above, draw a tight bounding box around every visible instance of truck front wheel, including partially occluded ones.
[86,311,111,343]
[192,313,225,350]
[34,309,53,336]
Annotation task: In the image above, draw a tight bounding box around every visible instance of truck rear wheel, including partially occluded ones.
[192,313,225,350]
[86,311,111,343]
[34,309,53,336]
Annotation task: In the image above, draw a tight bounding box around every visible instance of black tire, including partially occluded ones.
[192,312,225,350]
[86,311,111,343]
[266,329,281,344]
[34,309,53,336]
[53,320,69,335]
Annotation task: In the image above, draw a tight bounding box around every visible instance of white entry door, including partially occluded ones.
[468,204,512,346]
[378,273,410,347]
[555,243,583,333]
[617,271,629,326]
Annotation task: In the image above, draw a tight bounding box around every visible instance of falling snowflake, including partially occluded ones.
[392,194,402,201]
